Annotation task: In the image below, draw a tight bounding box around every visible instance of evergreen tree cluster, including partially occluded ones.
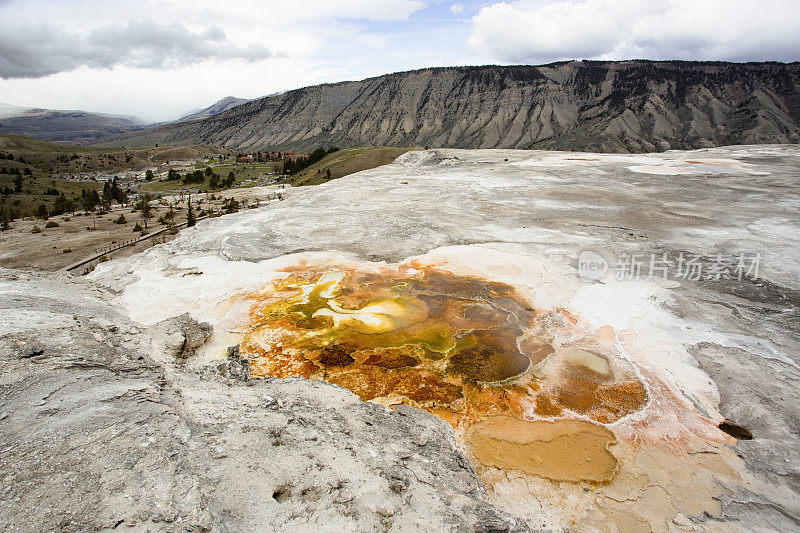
[52,194,75,216]
[282,146,339,174]
[183,167,235,189]
[102,178,127,205]
[182,170,206,184]
[222,198,239,213]
[186,196,196,227]
[81,188,101,211]
[0,206,18,229]
[0,170,26,195]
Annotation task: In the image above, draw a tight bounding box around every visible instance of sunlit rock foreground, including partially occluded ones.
[3,147,800,531]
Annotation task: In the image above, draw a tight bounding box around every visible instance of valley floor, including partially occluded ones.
[0,185,285,272]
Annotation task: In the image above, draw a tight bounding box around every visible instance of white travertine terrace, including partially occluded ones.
[83,146,800,530]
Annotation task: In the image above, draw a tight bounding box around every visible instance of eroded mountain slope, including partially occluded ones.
[109,61,800,152]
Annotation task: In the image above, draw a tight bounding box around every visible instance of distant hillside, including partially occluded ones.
[287,146,420,186]
[0,134,231,174]
[0,104,32,119]
[0,106,146,145]
[108,61,800,153]
[179,96,251,122]
[0,134,233,220]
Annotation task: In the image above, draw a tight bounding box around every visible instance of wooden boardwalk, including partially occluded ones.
[60,216,208,273]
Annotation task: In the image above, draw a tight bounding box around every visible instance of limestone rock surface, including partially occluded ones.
[149,312,213,359]
[0,270,525,532]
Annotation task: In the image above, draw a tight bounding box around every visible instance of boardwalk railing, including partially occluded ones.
[61,216,206,273]
[62,190,285,274]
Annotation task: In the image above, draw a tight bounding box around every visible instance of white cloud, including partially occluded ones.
[0,21,277,79]
[469,0,800,64]
[0,0,429,79]
[0,0,464,121]
[450,3,465,14]
[0,0,436,119]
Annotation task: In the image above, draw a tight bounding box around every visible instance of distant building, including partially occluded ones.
[168,160,193,172]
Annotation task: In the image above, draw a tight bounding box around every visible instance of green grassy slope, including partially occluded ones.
[287,147,421,186]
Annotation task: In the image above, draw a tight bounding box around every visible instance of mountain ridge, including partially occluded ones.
[178,96,251,122]
[106,60,800,152]
[0,105,147,145]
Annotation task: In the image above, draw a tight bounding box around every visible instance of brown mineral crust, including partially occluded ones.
[316,343,358,367]
[248,346,320,379]
[328,366,463,406]
[461,383,534,421]
[469,416,619,484]
[447,328,531,382]
[553,371,602,413]
[594,380,649,421]
[519,336,555,365]
[545,360,649,423]
[534,394,563,417]
[362,348,422,369]
[240,266,652,482]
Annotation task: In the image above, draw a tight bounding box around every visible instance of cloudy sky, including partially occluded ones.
[1,0,798,122]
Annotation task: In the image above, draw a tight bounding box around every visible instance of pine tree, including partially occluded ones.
[0,208,10,231]
[186,195,196,227]
[138,193,152,229]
